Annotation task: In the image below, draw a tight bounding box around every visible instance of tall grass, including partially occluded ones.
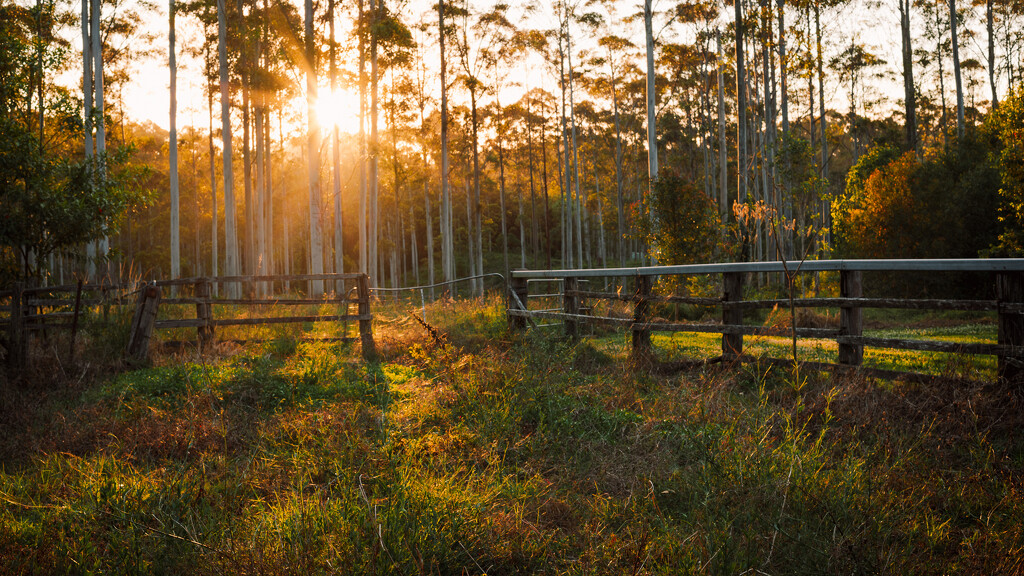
[1,297,1021,574]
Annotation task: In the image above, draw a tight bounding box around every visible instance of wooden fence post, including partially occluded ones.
[997,272,1024,382]
[838,270,864,366]
[357,274,377,359]
[563,277,579,340]
[722,272,744,360]
[126,283,162,363]
[195,278,215,353]
[7,282,25,375]
[631,274,653,363]
[69,279,83,364]
[508,274,529,332]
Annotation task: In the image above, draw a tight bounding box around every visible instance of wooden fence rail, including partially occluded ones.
[3,273,376,373]
[508,259,1024,382]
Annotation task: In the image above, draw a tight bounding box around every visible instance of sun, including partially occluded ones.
[315,89,362,136]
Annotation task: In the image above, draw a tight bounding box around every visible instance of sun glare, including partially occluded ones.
[315,89,362,135]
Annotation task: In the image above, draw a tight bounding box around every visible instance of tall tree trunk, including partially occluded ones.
[777,0,792,258]
[470,85,483,293]
[82,0,94,277]
[949,0,965,138]
[218,0,239,294]
[608,54,626,266]
[169,0,180,284]
[497,106,509,276]
[330,0,344,282]
[987,0,998,107]
[358,0,368,276]
[539,99,552,269]
[644,0,658,188]
[557,24,573,268]
[255,100,265,279]
[369,0,381,287]
[526,93,539,266]
[439,0,454,292]
[567,28,584,268]
[305,0,324,295]
[91,0,107,277]
[814,1,826,175]
[242,67,253,284]
[735,0,748,217]
[717,29,728,225]
[424,181,434,296]
[207,50,218,288]
[899,0,918,153]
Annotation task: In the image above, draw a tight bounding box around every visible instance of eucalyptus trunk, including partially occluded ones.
[305,0,324,295]
[330,0,344,280]
[439,0,455,291]
[899,0,918,153]
[169,0,180,283]
[717,29,727,224]
[987,0,997,107]
[949,0,965,138]
[218,0,239,295]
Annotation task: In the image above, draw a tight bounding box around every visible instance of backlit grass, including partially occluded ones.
[1,295,1021,574]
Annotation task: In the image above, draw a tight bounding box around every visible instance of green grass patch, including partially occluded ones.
[2,299,1021,574]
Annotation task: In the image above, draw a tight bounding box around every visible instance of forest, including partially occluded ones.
[3,0,1024,292]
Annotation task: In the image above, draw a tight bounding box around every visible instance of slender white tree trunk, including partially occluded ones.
[91,0,107,278]
[439,0,454,292]
[987,0,998,107]
[567,29,583,268]
[644,0,658,185]
[424,181,434,297]
[82,0,94,277]
[717,30,727,224]
[950,0,965,138]
[305,0,324,296]
[218,0,239,295]
[329,0,344,283]
[169,0,180,286]
[369,0,380,287]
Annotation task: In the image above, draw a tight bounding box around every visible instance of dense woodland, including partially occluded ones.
[3,0,1024,294]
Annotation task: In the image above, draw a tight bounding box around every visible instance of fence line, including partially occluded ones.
[508,259,1024,382]
[4,273,377,372]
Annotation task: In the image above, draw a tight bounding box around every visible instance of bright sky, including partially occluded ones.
[62,0,1003,135]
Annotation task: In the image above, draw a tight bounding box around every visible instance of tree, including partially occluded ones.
[0,5,147,280]
[645,174,719,265]
[644,0,658,191]
[217,0,239,294]
[990,85,1024,255]
[439,0,454,291]
[169,0,179,284]
[898,0,918,152]
[949,0,965,138]
[305,0,323,296]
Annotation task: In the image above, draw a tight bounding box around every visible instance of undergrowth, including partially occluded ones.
[1,295,1022,574]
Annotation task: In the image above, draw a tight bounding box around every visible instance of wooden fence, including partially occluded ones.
[2,273,375,373]
[508,259,1024,382]
[1,280,140,373]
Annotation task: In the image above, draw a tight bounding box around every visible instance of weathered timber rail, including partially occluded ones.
[3,273,376,372]
[507,259,1024,382]
[137,273,375,362]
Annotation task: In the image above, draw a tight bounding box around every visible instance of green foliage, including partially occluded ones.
[987,84,1024,256]
[646,174,720,265]
[0,3,152,282]
[843,143,900,205]
[835,136,1000,259]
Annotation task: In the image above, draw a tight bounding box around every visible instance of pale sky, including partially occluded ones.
[59,0,1003,134]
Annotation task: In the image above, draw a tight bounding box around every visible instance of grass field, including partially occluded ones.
[1,296,1022,574]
